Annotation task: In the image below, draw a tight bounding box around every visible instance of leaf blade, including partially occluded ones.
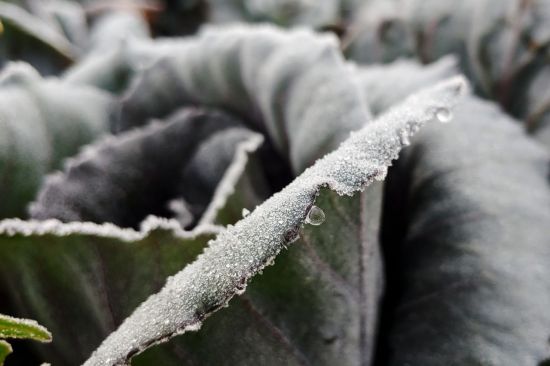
[0,314,51,342]
[83,76,468,366]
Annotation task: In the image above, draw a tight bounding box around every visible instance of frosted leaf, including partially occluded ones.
[348,0,550,151]
[82,76,468,366]
[0,313,51,365]
[0,313,52,342]
[356,56,459,116]
[0,216,221,365]
[29,108,258,229]
[196,133,266,226]
[115,24,371,174]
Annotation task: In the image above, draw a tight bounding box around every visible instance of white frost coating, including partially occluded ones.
[198,133,264,226]
[83,76,468,366]
[0,216,222,242]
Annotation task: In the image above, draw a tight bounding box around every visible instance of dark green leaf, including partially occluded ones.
[378,96,550,365]
[114,25,371,174]
[0,218,219,365]
[29,108,261,229]
[82,77,466,366]
[133,183,384,366]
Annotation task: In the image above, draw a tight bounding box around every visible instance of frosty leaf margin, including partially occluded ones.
[80,76,468,366]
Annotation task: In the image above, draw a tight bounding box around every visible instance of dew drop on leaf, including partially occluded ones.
[435,107,452,123]
[305,205,325,226]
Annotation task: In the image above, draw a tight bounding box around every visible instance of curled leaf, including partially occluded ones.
[356,55,459,115]
[378,96,550,365]
[114,25,371,174]
[30,108,259,229]
[0,62,112,218]
[83,76,468,366]
[346,0,550,149]
[0,313,52,342]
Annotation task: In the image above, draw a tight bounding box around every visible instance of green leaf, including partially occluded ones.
[346,0,550,150]
[0,1,75,75]
[0,340,12,365]
[0,314,51,342]
[194,126,270,227]
[134,183,384,366]
[0,62,112,218]
[30,108,263,229]
[82,77,467,366]
[378,96,550,365]
[0,217,219,365]
[357,56,459,115]
[114,25,371,174]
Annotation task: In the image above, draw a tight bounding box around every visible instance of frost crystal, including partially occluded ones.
[83,76,468,366]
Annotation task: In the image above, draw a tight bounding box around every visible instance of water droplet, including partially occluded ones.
[435,107,452,123]
[305,205,325,226]
[241,208,250,217]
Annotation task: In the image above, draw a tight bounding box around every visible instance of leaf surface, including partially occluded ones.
[29,108,261,229]
[378,96,550,365]
[0,218,219,365]
[114,25,371,174]
[0,340,11,365]
[82,76,467,366]
[0,62,112,218]
[0,314,52,342]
